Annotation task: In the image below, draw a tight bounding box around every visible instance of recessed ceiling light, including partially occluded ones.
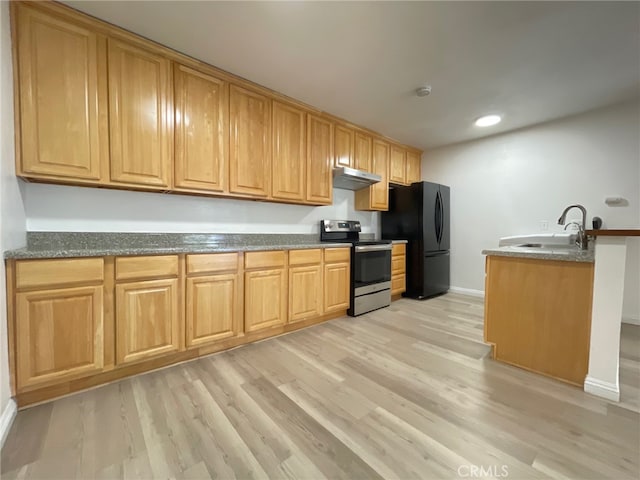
[475,114,502,127]
[415,85,432,97]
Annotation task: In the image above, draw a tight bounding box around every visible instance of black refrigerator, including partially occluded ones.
[382,181,450,299]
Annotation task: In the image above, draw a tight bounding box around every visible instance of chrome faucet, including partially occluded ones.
[557,204,588,250]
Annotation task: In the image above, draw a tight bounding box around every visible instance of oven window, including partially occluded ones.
[353,250,391,287]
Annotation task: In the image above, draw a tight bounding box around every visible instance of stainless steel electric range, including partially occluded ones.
[320,219,392,316]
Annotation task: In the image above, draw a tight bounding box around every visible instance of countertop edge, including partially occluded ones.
[4,243,351,260]
[482,248,595,263]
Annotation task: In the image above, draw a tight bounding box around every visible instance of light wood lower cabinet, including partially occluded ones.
[7,249,350,405]
[484,255,594,386]
[391,243,407,296]
[244,268,287,332]
[16,285,104,390]
[115,278,180,365]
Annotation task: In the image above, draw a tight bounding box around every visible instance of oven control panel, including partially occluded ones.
[321,219,361,232]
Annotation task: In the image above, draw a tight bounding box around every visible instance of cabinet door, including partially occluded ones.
[334,124,354,168]
[108,39,172,188]
[244,268,286,332]
[16,286,104,389]
[354,132,372,172]
[116,278,180,364]
[306,115,333,205]
[389,145,406,185]
[406,151,421,184]
[324,262,350,313]
[186,274,238,348]
[174,64,228,193]
[229,85,271,197]
[16,5,106,182]
[289,265,322,323]
[272,101,305,201]
[370,139,390,210]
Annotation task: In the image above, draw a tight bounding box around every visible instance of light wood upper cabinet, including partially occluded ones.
[15,4,107,182]
[116,278,180,365]
[355,139,389,211]
[389,145,407,185]
[108,39,172,188]
[334,124,354,168]
[406,150,421,184]
[16,285,104,390]
[354,131,372,172]
[306,115,333,205]
[271,101,305,201]
[229,84,271,197]
[174,64,228,193]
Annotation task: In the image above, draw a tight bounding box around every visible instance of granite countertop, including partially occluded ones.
[4,232,353,260]
[482,245,595,263]
[390,239,408,244]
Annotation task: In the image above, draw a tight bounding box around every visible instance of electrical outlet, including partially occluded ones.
[540,221,549,231]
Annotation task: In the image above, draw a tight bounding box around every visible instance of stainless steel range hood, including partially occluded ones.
[333,167,381,191]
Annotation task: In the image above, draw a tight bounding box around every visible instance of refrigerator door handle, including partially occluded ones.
[434,191,441,243]
[438,190,445,245]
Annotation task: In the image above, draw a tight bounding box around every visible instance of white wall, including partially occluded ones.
[423,101,640,321]
[25,184,379,235]
[0,0,27,438]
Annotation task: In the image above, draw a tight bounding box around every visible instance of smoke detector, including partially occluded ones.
[415,85,432,97]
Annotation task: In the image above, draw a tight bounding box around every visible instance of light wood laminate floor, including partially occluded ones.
[2,293,639,479]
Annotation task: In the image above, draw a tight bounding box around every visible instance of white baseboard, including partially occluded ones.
[622,315,640,325]
[449,286,485,298]
[584,376,620,402]
[0,398,17,448]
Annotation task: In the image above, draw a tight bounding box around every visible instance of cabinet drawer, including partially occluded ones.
[116,255,179,280]
[392,256,405,275]
[324,248,350,263]
[245,251,286,270]
[187,253,238,275]
[16,258,104,289]
[289,249,322,266]
[392,243,406,256]
[392,274,406,294]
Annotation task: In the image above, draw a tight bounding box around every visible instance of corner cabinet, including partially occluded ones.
[229,85,271,197]
[108,39,173,189]
[14,3,108,183]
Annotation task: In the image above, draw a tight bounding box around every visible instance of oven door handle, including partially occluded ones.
[355,244,393,252]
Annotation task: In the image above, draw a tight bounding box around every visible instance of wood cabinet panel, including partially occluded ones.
[391,274,406,295]
[389,145,406,185]
[392,243,406,257]
[16,5,107,182]
[334,124,354,168]
[186,253,238,275]
[16,285,104,389]
[115,255,178,281]
[324,262,350,313]
[174,64,228,193]
[108,39,172,188]
[406,150,421,184]
[116,278,180,364]
[354,131,372,172]
[289,249,322,266]
[324,248,350,263]
[245,251,286,270]
[355,139,389,211]
[16,258,104,289]
[272,101,305,201]
[186,274,239,347]
[244,268,287,332]
[306,114,333,204]
[229,85,271,197]
[289,265,322,323]
[484,256,594,386]
[392,256,405,275]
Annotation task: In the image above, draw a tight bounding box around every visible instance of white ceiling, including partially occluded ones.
[63,1,640,150]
